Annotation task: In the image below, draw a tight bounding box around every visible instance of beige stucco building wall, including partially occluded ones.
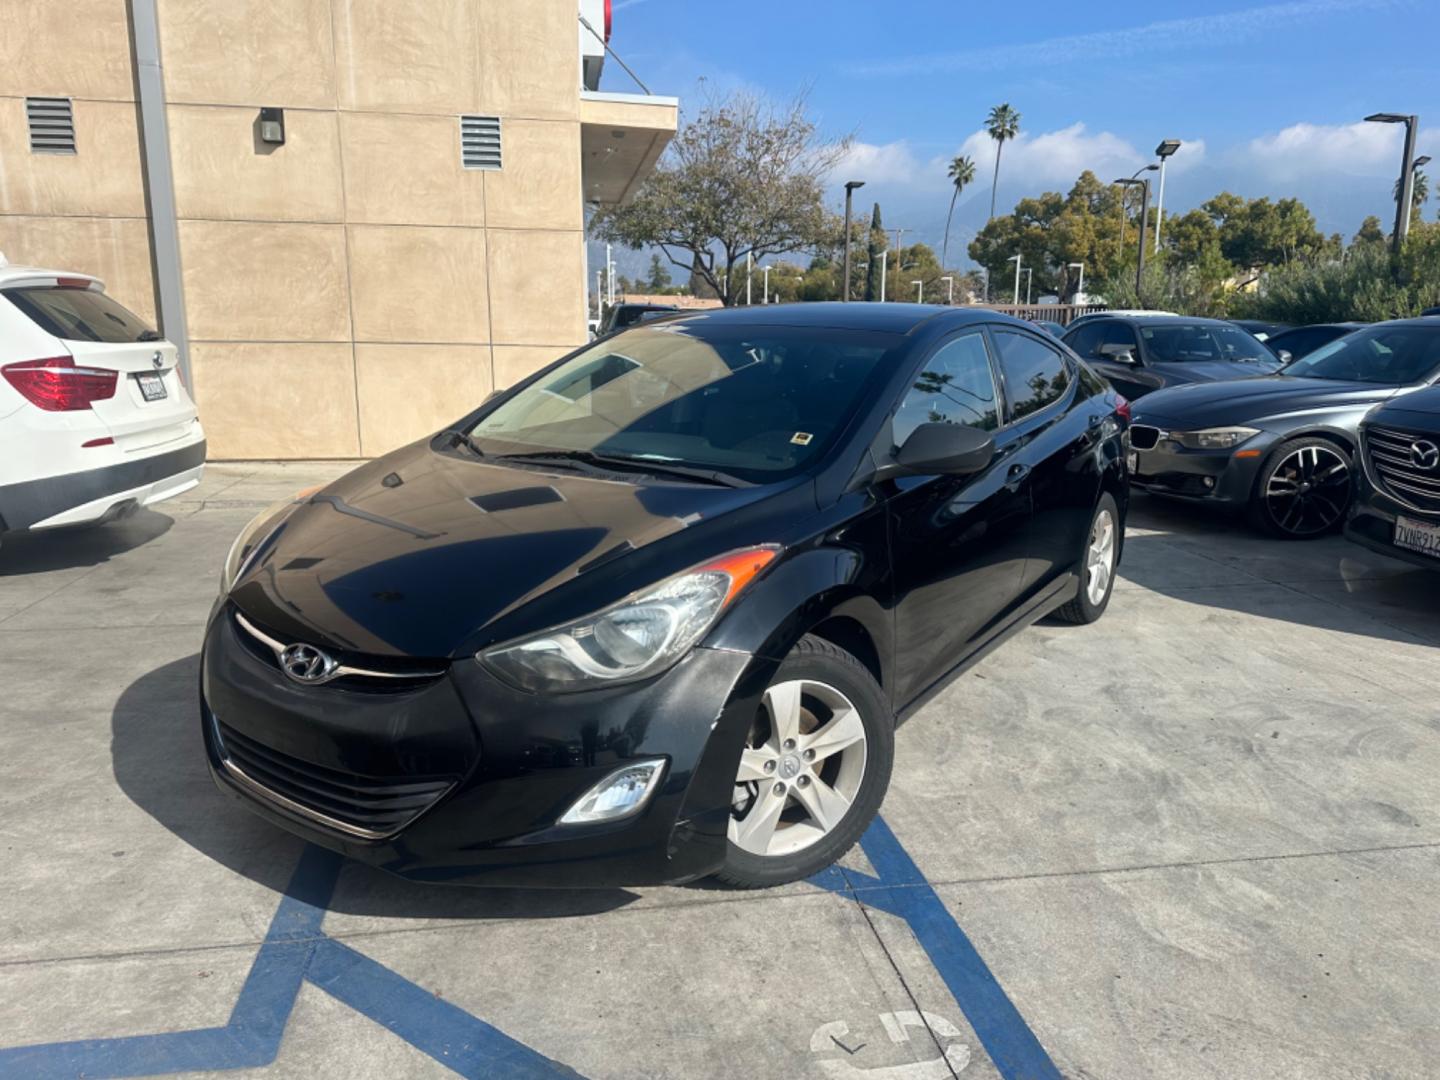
[0,0,676,460]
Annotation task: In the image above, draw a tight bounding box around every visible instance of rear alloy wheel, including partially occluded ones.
[716,636,892,888]
[1054,492,1120,625]
[1250,438,1352,539]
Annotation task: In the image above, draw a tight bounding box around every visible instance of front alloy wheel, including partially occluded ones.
[1252,438,1352,538]
[716,636,893,888]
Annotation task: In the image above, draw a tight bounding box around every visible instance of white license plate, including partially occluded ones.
[1395,515,1440,559]
[136,372,167,402]
[1127,449,1139,474]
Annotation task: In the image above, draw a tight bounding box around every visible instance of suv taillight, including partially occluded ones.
[1,356,118,411]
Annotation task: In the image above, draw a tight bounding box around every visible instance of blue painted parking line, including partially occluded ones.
[2,816,1056,1079]
[810,816,1063,1080]
[0,845,582,1079]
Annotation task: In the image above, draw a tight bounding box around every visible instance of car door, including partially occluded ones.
[987,326,1103,597]
[887,330,1033,704]
[1083,320,1166,400]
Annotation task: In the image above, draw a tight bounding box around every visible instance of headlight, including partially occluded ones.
[219,487,321,593]
[479,546,780,693]
[1169,426,1260,450]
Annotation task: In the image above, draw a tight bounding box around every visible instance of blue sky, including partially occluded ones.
[593,0,1438,277]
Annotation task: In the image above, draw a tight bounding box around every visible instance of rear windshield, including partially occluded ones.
[470,323,897,482]
[1282,324,1440,384]
[3,286,158,344]
[1140,323,1276,363]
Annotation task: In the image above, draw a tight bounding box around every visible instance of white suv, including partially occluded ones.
[0,258,205,541]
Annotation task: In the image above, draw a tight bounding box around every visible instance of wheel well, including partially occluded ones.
[806,615,883,689]
[1278,429,1355,457]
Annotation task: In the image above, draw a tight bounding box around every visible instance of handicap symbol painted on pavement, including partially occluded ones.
[809,1011,972,1078]
[0,816,1059,1080]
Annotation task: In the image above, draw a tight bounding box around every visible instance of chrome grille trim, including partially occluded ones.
[233,610,445,685]
[1364,424,1440,515]
[1129,425,1162,451]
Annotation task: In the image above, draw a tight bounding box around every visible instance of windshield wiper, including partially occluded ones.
[497,449,749,488]
[442,428,486,457]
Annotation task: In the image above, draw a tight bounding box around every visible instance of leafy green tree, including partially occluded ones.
[1394,170,1429,212]
[591,91,849,305]
[1352,215,1387,247]
[984,104,1021,222]
[1202,193,1325,268]
[942,155,976,268]
[645,254,672,292]
[864,203,885,302]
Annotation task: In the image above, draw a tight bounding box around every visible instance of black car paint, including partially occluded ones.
[1062,316,1282,401]
[204,305,1128,886]
[1264,323,1366,361]
[1346,386,1440,570]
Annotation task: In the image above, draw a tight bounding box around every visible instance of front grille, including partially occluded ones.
[1366,425,1440,514]
[214,719,456,840]
[230,606,447,693]
[1129,425,1161,450]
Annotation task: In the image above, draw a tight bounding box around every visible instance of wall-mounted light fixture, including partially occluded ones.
[257,107,285,146]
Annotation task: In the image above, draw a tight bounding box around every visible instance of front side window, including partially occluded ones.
[470,323,896,482]
[893,332,999,445]
[1139,323,1276,363]
[1282,325,1440,384]
[3,285,157,344]
[1063,322,1102,357]
[992,329,1071,419]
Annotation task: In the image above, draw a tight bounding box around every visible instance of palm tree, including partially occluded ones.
[1394,169,1429,211]
[985,103,1021,221]
[942,155,976,268]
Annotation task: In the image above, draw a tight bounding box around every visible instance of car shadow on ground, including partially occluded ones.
[111,654,640,920]
[1119,494,1440,646]
[0,510,173,574]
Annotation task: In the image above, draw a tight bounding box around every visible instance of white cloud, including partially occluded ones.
[852,0,1395,77]
[1229,120,1428,182]
[832,140,927,187]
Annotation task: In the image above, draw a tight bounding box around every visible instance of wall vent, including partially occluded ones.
[459,115,501,170]
[26,97,76,154]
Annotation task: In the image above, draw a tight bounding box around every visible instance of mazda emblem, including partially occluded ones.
[280,643,336,684]
[1409,440,1440,471]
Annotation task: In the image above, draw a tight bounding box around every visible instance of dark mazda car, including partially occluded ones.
[1130,320,1440,537]
[1346,387,1440,569]
[1264,322,1367,363]
[1062,314,1282,400]
[203,305,1127,889]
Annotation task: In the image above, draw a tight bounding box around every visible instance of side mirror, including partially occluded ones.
[894,422,996,477]
[1097,343,1138,364]
[1276,349,1293,364]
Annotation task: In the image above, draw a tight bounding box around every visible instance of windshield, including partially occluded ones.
[1282,324,1440,384]
[469,323,896,482]
[1140,323,1277,363]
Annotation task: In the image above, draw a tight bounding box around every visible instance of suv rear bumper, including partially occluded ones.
[0,432,206,531]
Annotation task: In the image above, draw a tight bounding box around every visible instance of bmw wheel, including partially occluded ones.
[1249,437,1352,539]
[716,636,893,889]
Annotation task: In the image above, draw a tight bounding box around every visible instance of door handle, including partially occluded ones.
[1004,463,1031,491]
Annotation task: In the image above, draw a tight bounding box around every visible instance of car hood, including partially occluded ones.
[1131,375,1399,429]
[228,440,794,659]
[1366,384,1440,427]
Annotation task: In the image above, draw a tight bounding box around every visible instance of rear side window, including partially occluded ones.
[992,329,1071,419]
[3,286,157,344]
[893,332,1000,445]
[1063,322,1102,357]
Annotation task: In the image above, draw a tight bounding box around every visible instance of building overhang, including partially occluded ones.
[580,90,678,206]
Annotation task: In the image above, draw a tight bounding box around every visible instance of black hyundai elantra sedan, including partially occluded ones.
[1129,320,1440,538]
[204,304,1128,888]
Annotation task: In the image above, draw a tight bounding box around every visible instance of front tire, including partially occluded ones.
[1054,492,1120,625]
[1248,437,1352,539]
[715,636,893,889]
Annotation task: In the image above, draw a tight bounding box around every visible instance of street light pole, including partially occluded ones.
[1068,262,1085,303]
[912,280,923,303]
[1365,113,1420,255]
[1023,267,1033,305]
[1008,253,1022,305]
[941,276,954,304]
[1153,140,1181,253]
[745,252,753,305]
[1116,164,1157,255]
[842,180,865,301]
[762,264,772,304]
[879,250,888,302]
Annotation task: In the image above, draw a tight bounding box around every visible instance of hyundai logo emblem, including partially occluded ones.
[279,643,336,684]
[1410,440,1440,471]
[152,351,164,370]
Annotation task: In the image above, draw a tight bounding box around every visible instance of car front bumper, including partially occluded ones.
[201,602,772,887]
[1344,480,1440,572]
[1128,426,1277,506]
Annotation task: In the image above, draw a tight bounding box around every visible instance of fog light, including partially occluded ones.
[1203,476,1216,489]
[558,760,666,825]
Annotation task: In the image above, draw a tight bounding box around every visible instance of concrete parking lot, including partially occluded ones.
[2,462,1438,1079]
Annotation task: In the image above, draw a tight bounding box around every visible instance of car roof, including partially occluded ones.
[1094,314,1241,328]
[649,301,1025,336]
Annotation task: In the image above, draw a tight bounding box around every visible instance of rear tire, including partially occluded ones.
[1247,437,1353,539]
[714,635,893,889]
[1053,492,1120,625]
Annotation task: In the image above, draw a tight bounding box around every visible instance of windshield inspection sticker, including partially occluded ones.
[810,1012,971,1078]
[791,432,815,446]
